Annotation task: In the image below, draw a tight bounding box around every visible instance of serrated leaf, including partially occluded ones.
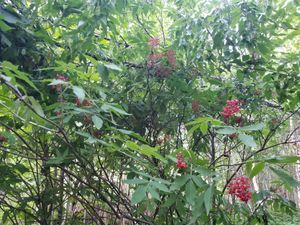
[124,179,148,185]
[245,162,253,177]
[73,86,85,102]
[148,187,160,201]
[250,162,265,178]
[200,122,208,134]
[216,127,236,134]
[263,156,300,164]
[170,175,189,190]
[186,117,222,126]
[187,125,200,136]
[238,134,257,148]
[161,195,176,208]
[131,186,147,204]
[101,104,130,115]
[0,20,11,32]
[239,123,265,131]
[126,141,140,151]
[104,63,122,71]
[185,180,196,204]
[204,185,213,215]
[30,97,45,117]
[270,166,300,188]
[48,79,67,86]
[92,115,103,129]
[192,175,206,187]
[151,182,169,192]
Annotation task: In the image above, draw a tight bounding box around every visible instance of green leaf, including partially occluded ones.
[216,127,236,134]
[117,129,132,135]
[0,20,11,32]
[124,179,148,185]
[204,185,213,215]
[101,103,130,115]
[238,134,257,148]
[170,175,189,190]
[200,122,209,134]
[186,117,222,126]
[131,185,147,204]
[73,86,85,102]
[140,145,166,162]
[104,63,122,72]
[148,187,160,201]
[185,180,196,204]
[85,55,99,66]
[92,115,103,129]
[46,150,69,165]
[151,182,169,192]
[0,8,22,24]
[126,142,166,163]
[270,166,300,188]
[161,195,176,208]
[192,175,206,187]
[250,162,265,178]
[126,141,140,151]
[2,61,40,93]
[245,162,253,177]
[29,97,45,117]
[239,123,265,131]
[48,79,67,86]
[187,125,200,136]
[263,156,300,164]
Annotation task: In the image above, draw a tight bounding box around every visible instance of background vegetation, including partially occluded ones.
[0,0,299,224]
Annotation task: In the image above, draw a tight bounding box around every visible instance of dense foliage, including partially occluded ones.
[0,0,299,224]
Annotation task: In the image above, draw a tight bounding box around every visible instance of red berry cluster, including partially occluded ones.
[192,100,200,113]
[227,176,252,202]
[228,133,238,139]
[176,153,188,169]
[76,98,92,107]
[0,135,7,143]
[51,75,68,92]
[221,100,240,119]
[55,111,62,117]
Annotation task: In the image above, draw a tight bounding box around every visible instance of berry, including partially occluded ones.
[93,130,104,138]
[229,133,238,139]
[52,75,68,92]
[176,153,188,169]
[155,63,170,78]
[83,114,92,125]
[192,100,200,113]
[148,36,160,48]
[166,49,176,67]
[76,98,92,107]
[227,176,252,203]
[147,53,164,68]
[55,111,62,117]
[235,116,242,124]
[0,135,7,143]
[221,99,240,119]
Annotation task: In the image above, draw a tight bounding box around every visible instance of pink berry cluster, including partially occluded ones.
[148,36,160,48]
[227,176,252,202]
[221,99,240,119]
[147,53,164,68]
[176,153,188,169]
[147,37,176,78]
